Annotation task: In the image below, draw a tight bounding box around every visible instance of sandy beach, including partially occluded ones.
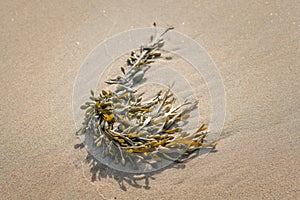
[1,1,299,199]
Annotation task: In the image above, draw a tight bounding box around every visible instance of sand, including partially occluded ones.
[1,0,299,199]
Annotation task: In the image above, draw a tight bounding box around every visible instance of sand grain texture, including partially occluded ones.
[1,0,299,199]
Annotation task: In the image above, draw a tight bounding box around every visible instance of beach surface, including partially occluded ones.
[1,1,299,199]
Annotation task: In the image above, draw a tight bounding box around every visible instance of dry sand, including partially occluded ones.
[1,1,299,199]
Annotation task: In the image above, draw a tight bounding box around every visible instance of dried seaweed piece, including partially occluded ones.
[78,23,217,171]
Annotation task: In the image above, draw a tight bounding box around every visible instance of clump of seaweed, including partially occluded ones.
[77,23,217,171]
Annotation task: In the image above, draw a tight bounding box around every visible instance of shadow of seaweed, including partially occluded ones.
[74,143,217,191]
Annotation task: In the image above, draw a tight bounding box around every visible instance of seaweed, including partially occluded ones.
[77,23,218,172]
